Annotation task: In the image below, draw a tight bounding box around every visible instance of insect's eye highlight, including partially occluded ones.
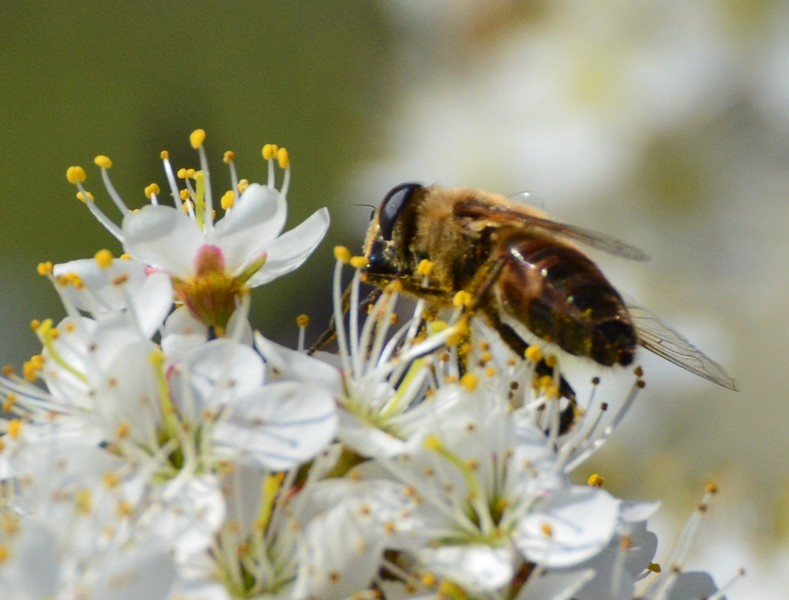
[378,182,422,241]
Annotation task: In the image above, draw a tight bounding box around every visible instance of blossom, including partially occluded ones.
[65,130,329,333]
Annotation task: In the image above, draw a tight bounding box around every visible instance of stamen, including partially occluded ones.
[94,155,130,215]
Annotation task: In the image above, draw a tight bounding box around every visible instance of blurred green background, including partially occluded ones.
[2,2,787,597]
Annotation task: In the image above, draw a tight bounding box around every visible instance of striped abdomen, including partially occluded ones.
[495,232,637,367]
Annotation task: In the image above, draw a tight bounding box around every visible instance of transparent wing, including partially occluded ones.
[454,198,649,261]
[628,302,738,391]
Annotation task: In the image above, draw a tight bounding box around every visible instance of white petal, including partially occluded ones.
[248,207,330,286]
[122,205,204,276]
[514,569,595,600]
[254,332,342,392]
[213,184,286,272]
[213,381,338,470]
[293,491,386,600]
[93,545,176,600]
[2,521,60,598]
[517,487,620,568]
[419,544,514,592]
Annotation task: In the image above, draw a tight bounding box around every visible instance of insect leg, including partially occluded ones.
[307,285,383,355]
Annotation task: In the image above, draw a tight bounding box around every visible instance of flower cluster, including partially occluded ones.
[0,132,740,599]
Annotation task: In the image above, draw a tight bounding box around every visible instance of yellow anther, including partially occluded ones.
[277,147,289,169]
[116,422,129,439]
[223,150,235,163]
[75,489,92,514]
[334,246,351,264]
[177,168,188,179]
[588,473,605,487]
[423,434,443,451]
[525,345,543,364]
[417,259,434,277]
[76,190,94,203]
[705,482,718,495]
[545,354,558,368]
[36,262,53,276]
[179,189,191,201]
[452,290,473,308]
[111,274,129,286]
[144,183,160,199]
[7,419,22,439]
[296,314,310,328]
[220,190,235,210]
[620,535,633,549]
[66,165,86,184]
[422,573,437,586]
[94,155,112,169]
[94,249,113,269]
[460,373,478,391]
[485,366,496,378]
[429,320,448,334]
[190,129,206,149]
[160,150,169,160]
[262,144,278,160]
[647,562,661,573]
[544,384,560,400]
[102,471,121,488]
[350,256,369,269]
[120,253,131,260]
[0,544,9,563]
[3,392,18,412]
[238,178,249,193]
[540,522,553,537]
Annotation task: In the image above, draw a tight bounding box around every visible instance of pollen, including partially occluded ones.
[334,246,352,264]
[461,372,479,391]
[350,255,369,269]
[223,150,235,163]
[220,190,235,210]
[7,419,22,439]
[160,150,169,160]
[277,147,289,169]
[36,262,53,276]
[417,259,434,277]
[94,249,113,269]
[587,473,605,487]
[76,190,94,203]
[145,183,160,198]
[525,345,543,364]
[452,290,473,308]
[262,144,278,160]
[66,165,86,184]
[93,155,112,169]
[190,128,206,149]
[296,314,310,328]
[540,522,553,537]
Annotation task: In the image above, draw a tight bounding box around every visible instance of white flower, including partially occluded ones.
[66,130,329,333]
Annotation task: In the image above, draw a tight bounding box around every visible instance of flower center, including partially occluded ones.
[174,244,246,332]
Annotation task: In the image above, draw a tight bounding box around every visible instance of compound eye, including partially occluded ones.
[378,182,422,241]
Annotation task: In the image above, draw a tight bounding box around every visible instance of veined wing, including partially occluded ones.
[628,302,738,391]
[454,198,649,261]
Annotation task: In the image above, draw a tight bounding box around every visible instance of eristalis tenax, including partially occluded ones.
[361,183,737,392]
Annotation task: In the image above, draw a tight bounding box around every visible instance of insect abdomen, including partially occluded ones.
[497,234,637,367]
